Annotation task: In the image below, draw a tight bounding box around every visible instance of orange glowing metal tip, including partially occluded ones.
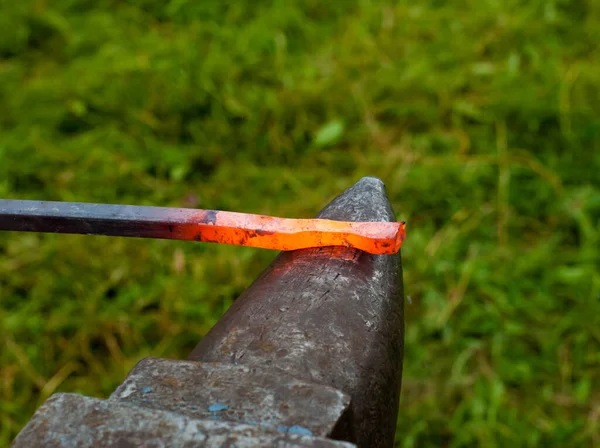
[178,210,407,254]
[0,200,406,255]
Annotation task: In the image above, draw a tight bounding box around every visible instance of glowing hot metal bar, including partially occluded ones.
[0,200,406,254]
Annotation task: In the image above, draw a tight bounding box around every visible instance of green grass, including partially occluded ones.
[1,0,599,446]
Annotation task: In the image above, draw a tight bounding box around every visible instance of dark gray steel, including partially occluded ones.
[0,199,207,241]
[12,393,355,447]
[110,357,351,437]
[189,177,405,447]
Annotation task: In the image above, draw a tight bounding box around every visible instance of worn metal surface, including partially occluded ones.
[110,357,351,437]
[12,393,356,448]
[189,177,405,447]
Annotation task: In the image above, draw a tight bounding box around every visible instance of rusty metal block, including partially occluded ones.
[12,393,355,447]
[110,357,350,437]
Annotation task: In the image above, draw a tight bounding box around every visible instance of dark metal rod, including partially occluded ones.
[0,199,207,241]
[0,199,405,254]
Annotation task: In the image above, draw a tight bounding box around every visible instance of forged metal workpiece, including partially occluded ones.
[12,177,404,448]
[0,199,405,254]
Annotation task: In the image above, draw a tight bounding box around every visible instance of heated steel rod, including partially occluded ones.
[0,200,405,254]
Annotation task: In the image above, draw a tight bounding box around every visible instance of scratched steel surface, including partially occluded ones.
[12,393,355,448]
[189,177,405,447]
[110,357,351,437]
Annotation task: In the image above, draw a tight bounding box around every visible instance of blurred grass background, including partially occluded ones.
[0,0,599,446]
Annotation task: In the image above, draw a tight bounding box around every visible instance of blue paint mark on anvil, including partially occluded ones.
[141,387,152,394]
[289,425,314,436]
[208,403,229,412]
[276,424,313,436]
